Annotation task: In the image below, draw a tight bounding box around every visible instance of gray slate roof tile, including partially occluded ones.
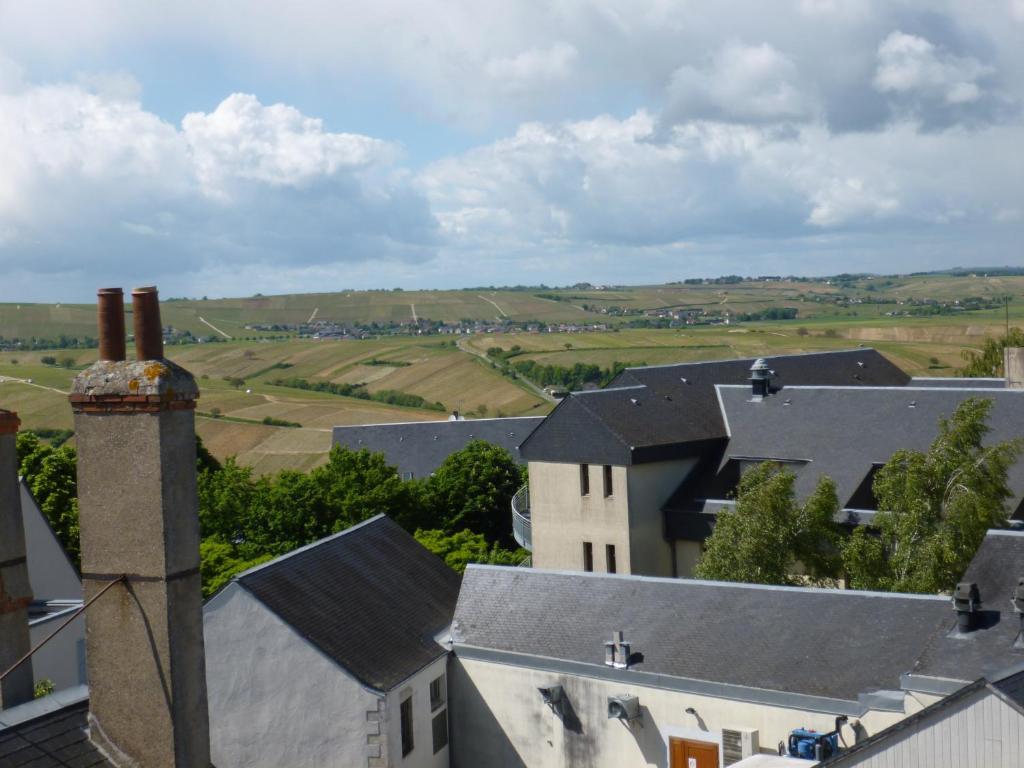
[520,350,909,465]
[332,417,543,479]
[237,515,461,692]
[453,566,949,703]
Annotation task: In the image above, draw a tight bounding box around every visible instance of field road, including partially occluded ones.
[199,316,233,339]
[478,295,507,318]
[455,339,556,403]
[306,307,319,324]
[0,376,68,395]
[410,304,418,322]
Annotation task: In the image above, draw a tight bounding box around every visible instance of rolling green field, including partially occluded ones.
[3,272,1023,340]
[2,271,1022,472]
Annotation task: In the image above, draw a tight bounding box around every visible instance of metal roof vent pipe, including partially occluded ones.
[952,582,982,634]
[1012,577,1024,650]
[749,358,772,400]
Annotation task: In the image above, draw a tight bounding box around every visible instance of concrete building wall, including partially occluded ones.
[529,459,697,576]
[673,540,704,578]
[204,583,384,768]
[28,610,85,691]
[449,656,911,768]
[20,481,81,601]
[384,655,451,768]
[833,687,1024,768]
[627,459,697,577]
[530,462,631,573]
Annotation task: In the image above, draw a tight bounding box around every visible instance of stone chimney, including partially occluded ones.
[70,287,211,766]
[0,408,34,709]
[1005,348,1024,389]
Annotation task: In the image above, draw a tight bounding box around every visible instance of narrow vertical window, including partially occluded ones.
[432,710,449,753]
[400,696,414,756]
[583,541,594,572]
[429,675,445,711]
[603,464,613,497]
[606,544,617,574]
[580,464,590,496]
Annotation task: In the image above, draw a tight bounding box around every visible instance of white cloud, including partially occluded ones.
[664,42,814,124]
[182,94,396,200]
[485,43,578,91]
[874,31,992,105]
[0,81,437,295]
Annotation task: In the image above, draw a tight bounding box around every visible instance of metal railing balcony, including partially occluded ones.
[511,484,531,551]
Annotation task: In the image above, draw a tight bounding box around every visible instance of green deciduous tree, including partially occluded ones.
[842,398,1021,593]
[423,440,524,546]
[695,463,841,586]
[414,528,527,573]
[198,537,273,598]
[959,328,1024,377]
[17,432,80,568]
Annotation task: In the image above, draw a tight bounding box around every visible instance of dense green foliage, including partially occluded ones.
[959,328,1024,377]
[270,376,445,411]
[414,528,527,572]
[841,398,1021,593]
[18,432,522,596]
[423,440,526,546]
[16,432,81,568]
[510,359,638,391]
[695,463,841,586]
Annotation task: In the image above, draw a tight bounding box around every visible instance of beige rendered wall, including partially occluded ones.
[449,656,911,768]
[626,459,697,577]
[674,540,704,578]
[530,462,631,573]
[530,459,697,575]
[384,655,451,768]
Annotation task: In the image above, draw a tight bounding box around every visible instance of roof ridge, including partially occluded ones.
[235,514,389,581]
[464,564,950,602]
[622,348,880,372]
[334,416,544,429]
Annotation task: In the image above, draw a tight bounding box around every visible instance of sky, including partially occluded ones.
[0,1,1022,302]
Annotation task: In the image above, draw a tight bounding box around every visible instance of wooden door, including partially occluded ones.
[669,737,720,768]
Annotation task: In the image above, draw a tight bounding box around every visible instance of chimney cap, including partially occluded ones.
[131,285,158,295]
[953,582,981,609]
[97,287,124,295]
[750,358,770,373]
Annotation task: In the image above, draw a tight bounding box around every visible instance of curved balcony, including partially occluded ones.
[511,484,531,552]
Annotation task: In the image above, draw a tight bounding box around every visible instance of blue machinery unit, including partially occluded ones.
[783,716,848,761]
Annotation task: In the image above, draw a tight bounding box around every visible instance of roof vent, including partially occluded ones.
[857,361,865,368]
[604,630,635,669]
[953,582,982,633]
[783,398,792,406]
[680,377,688,384]
[749,358,771,399]
[1012,577,1024,649]
[909,401,917,408]
[630,398,639,406]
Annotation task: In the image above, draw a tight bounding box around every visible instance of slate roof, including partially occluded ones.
[520,349,909,465]
[234,514,461,692]
[908,530,1024,687]
[452,566,950,706]
[684,385,1024,520]
[0,688,112,767]
[332,417,543,478]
